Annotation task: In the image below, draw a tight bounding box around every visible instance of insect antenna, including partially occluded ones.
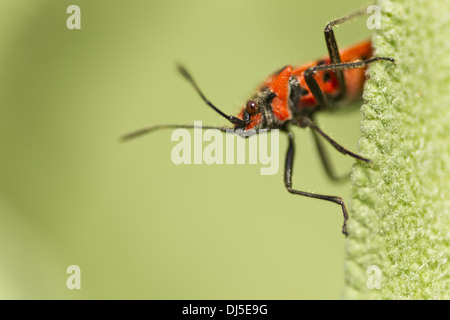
[176,64,245,126]
[120,124,231,142]
[120,65,246,142]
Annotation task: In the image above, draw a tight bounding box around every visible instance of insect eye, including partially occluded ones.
[245,100,258,116]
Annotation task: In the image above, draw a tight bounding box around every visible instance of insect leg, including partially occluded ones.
[299,116,370,163]
[309,116,351,182]
[284,131,349,236]
[304,57,394,110]
[324,7,368,98]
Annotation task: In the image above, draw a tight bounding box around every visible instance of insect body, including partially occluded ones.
[122,8,394,236]
[237,40,374,132]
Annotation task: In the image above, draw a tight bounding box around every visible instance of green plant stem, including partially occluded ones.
[343,0,450,299]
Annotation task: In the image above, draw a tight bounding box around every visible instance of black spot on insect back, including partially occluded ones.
[323,71,331,82]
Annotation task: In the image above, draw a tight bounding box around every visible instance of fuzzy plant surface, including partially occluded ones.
[343,0,450,299]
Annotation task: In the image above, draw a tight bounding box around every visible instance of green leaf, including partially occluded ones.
[343,0,450,299]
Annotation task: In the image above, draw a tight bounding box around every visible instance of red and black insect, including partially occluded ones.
[122,8,394,236]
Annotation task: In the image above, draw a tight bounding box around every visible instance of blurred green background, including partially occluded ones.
[0,0,370,299]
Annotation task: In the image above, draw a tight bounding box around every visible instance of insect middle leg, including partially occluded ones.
[284,131,349,236]
[309,115,351,182]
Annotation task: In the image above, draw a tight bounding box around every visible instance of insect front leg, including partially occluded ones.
[324,7,368,99]
[283,131,349,236]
